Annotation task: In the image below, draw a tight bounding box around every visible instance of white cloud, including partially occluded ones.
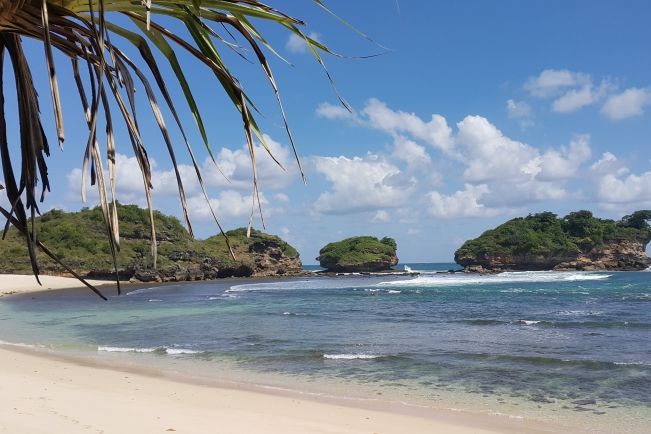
[286,32,320,54]
[316,102,356,122]
[538,134,592,180]
[601,88,651,121]
[525,69,591,98]
[67,135,295,211]
[524,69,614,114]
[362,98,454,153]
[186,191,267,221]
[453,117,592,197]
[316,99,599,213]
[274,193,290,203]
[203,134,296,191]
[312,154,415,214]
[371,210,390,223]
[456,115,540,183]
[597,172,651,204]
[427,184,501,218]
[590,152,626,175]
[391,135,432,170]
[552,86,594,113]
[506,99,532,120]
[66,153,184,207]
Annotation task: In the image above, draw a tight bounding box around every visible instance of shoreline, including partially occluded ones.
[0,274,116,298]
[0,343,564,434]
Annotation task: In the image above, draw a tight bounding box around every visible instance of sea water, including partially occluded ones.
[1,264,649,433]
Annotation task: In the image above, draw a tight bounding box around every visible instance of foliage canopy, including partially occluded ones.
[455,210,651,262]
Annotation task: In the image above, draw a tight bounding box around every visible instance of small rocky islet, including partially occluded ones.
[455,210,651,273]
[2,205,650,280]
[316,236,399,273]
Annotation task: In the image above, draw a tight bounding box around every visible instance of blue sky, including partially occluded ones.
[2,1,651,263]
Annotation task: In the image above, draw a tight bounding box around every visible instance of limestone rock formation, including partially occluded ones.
[0,205,303,282]
[455,211,651,272]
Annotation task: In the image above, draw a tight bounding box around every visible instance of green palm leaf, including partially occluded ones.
[0,0,370,298]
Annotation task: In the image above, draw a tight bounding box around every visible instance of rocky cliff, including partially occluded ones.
[317,236,398,272]
[0,205,302,282]
[455,211,651,272]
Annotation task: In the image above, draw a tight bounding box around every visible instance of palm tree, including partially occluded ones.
[0,1,354,299]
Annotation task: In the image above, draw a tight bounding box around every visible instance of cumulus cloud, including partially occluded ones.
[316,102,356,122]
[524,69,613,114]
[455,116,592,190]
[362,98,454,153]
[597,172,651,205]
[525,69,591,98]
[427,184,501,218]
[538,134,592,180]
[316,99,599,216]
[186,191,267,221]
[203,134,296,191]
[66,153,187,206]
[371,210,390,223]
[506,99,533,126]
[311,154,415,214]
[601,88,651,121]
[456,115,540,183]
[552,85,598,113]
[286,32,320,54]
[391,135,432,170]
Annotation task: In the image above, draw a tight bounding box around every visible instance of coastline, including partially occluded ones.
[0,274,115,298]
[0,344,559,434]
[1,270,646,433]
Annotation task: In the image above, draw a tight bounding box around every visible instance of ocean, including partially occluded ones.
[1,263,649,433]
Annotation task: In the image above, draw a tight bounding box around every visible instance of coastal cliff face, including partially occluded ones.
[317,236,398,272]
[455,211,651,272]
[0,205,303,282]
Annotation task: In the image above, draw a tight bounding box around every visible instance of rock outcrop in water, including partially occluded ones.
[316,236,398,272]
[455,210,651,272]
[0,205,302,281]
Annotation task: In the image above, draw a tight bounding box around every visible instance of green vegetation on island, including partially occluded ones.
[0,204,301,281]
[317,236,398,272]
[455,210,651,272]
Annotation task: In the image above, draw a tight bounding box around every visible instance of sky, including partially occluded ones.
[2,1,651,263]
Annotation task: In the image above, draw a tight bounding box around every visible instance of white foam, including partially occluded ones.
[126,286,165,296]
[323,354,382,360]
[378,270,611,287]
[166,348,199,355]
[97,346,198,355]
[518,320,541,326]
[0,339,41,349]
[98,346,157,353]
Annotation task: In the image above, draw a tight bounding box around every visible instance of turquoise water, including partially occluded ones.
[1,264,650,432]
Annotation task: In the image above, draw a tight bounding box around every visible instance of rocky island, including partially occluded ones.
[317,236,398,272]
[0,204,302,282]
[455,210,651,272]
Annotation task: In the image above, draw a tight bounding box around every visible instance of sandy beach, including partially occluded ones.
[0,345,547,434]
[0,274,555,434]
[0,274,113,297]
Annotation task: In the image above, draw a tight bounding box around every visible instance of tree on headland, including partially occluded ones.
[0,1,361,298]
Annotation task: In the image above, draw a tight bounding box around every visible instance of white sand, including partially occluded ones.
[0,346,548,434]
[0,274,112,297]
[0,274,563,433]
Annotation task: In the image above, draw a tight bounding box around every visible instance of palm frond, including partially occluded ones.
[0,0,373,297]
